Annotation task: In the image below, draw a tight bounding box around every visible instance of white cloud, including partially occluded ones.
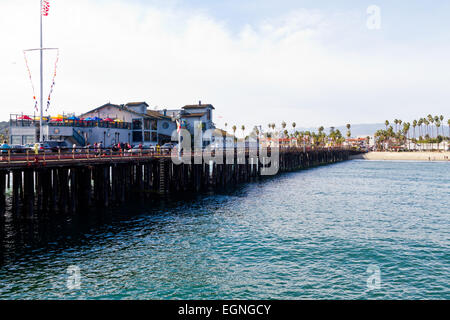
[0,0,448,131]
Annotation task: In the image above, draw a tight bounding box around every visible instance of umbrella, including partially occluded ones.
[33,116,49,121]
[51,114,67,120]
[51,118,63,122]
[103,118,114,122]
[114,119,124,123]
[18,115,32,120]
[68,116,80,121]
[91,117,102,121]
[84,117,94,121]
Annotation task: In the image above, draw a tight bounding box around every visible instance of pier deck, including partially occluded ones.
[0,148,356,216]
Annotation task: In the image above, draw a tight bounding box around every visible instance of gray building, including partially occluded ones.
[9,102,176,147]
[9,101,218,147]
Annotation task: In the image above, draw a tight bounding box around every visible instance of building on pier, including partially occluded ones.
[9,101,218,147]
[157,101,215,133]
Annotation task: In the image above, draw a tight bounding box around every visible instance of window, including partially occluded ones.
[24,135,35,144]
[151,120,157,130]
[144,119,151,130]
[144,131,151,142]
[151,132,157,142]
[11,136,21,145]
[132,131,142,142]
[132,119,142,130]
[162,122,169,129]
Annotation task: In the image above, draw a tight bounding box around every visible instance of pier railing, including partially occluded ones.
[0,146,353,167]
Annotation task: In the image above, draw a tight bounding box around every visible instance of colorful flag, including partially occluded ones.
[42,1,50,16]
[176,120,181,133]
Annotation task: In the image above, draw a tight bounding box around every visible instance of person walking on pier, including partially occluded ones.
[33,143,40,162]
[1,141,10,161]
[93,142,98,157]
[98,141,103,156]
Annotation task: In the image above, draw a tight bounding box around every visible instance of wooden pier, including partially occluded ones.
[0,148,353,216]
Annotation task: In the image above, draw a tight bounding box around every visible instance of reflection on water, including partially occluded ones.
[0,161,449,299]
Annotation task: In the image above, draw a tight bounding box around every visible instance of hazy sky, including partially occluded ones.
[1,0,449,129]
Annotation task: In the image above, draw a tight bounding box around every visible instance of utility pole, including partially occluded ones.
[40,0,44,142]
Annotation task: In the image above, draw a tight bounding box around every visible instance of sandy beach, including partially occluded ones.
[350,152,450,162]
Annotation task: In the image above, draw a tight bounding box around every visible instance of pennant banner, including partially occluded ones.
[46,49,60,112]
[23,51,38,112]
[42,1,50,16]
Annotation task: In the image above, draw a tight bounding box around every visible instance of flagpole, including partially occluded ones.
[39,0,44,142]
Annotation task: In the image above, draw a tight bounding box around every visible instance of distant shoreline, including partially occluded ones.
[350,151,450,162]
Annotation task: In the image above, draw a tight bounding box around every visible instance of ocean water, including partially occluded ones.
[0,160,448,300]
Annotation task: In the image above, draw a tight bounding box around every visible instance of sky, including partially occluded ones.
[1,0,449,130]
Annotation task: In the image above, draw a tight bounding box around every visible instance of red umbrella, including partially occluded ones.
[18,115,32,120]
[103,118,114,122]
[50,118,63,122]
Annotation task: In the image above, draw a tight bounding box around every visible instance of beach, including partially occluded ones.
[350,151,450,162]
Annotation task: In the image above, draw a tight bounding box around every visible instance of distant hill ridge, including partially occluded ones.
[291,123,386,137]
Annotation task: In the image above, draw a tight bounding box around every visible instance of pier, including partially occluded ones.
[0,148,354,216]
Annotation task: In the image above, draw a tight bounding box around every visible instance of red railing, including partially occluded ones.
[0,145,353,166]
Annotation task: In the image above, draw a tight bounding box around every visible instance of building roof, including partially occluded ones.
[183,103,215,110]
[146,109,172,120]
[181,113,206,118]
[80,103,171,120]
[126,102,149,107]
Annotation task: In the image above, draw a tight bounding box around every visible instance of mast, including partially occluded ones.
[39,0,44,142]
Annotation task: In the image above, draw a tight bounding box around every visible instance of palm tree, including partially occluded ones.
[439,115,444,136]
[254,126,260,138]
[412,120,417,148]
[281,121,286,129]
[434,116,440,137]
[424,119,430,149]
[418,118,423,138]
[241,125,245,139]
[346,124,351,140]
[404,122,411,149]
[436,121,441,150]
[385,120,389,130]
[428,114,434,136]
[448,119,450,138]
[232,125,237,136]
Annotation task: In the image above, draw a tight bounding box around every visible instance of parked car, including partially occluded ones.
[127,145,152,154]
[160,143,178,152]
[26,143,53,153]
[44,141,67,152]
[10,145,28,153]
